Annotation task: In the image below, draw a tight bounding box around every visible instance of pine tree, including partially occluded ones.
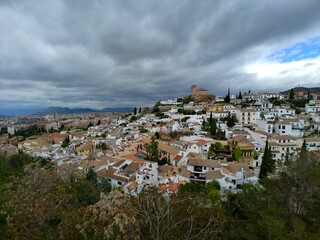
[238,91,242,99]
[259,140,274,179]
[134,107,137,115]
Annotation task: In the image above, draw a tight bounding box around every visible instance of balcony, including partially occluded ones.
[190,173,206,180]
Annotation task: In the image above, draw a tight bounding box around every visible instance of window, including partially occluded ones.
[194,166,202,172]
[282,126,285,129]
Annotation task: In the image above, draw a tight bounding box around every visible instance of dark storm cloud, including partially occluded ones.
[0,0,320,109]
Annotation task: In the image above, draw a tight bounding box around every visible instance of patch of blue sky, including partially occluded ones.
[268,35,320,63]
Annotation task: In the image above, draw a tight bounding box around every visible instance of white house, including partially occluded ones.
[305,100,320,113]
[305,138,320,151]
[236,109,259,125]
[274,118,303,137]
[160,99,178,105]
[187,158,222,183]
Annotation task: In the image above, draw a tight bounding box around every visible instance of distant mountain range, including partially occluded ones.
[281,87,320,95]
[0,107,133,116]
[38,107,133,114]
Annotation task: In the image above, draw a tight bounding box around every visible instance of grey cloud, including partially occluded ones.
[0,0,320,109]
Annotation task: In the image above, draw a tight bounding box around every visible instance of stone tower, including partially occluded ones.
[191,85,197,96]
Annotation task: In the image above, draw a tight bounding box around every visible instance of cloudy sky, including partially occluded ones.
[0,0,320,112]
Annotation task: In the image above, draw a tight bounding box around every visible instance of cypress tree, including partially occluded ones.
[209,112,213,125]
[289,89,295,102]
[259,140,274,179]
[300,139,307,157]
[224,88,231,103]
[210,118,217,136]
[239,91,242,99]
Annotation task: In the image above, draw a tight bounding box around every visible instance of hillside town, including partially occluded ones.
[1,85,320,194]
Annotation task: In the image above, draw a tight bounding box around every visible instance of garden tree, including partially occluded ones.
[238,91,242,99]
[144,135,159,162]
[259,140,274,179]
[224,88,231,103]
[133,187,226,239]
[72,179,100,206]
[214,142,222,150]
[178,182,206,193]
[130,115,137,122]
[97,119,101,125]
[224,151,320,239]
[88,121,93,127]
[233,145,242,162]
[98,177,112,193]
[99,142,108,150]
[154,131,160,139]
[61,136,70,148]
[152,101,161,113]
[220,114,237,128]
[133,107,137,115]
[86,168,97,185]
[6,165,82,239]
[139,126,148,133]
[138,107,142,113]
[79,190,140,240]
[224,183,292,239]
[273,151,320,227]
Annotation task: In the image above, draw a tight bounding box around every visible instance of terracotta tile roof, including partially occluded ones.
[253,130,272,136]
[122,154,145,163]
[188,158,221,167]
[158,165,181,177]
[161,180,186,193]
[305,138,320,143]
[126,162,141,172]
[271,135,295,140]
[195,139,211,144]
[226,162,250,173]
[180,167,190,179]
[205,170,223,180]
[97,167,129,182]
[127,182,138,191]
[113,159,126,167]
[240,109,256,112]
[158,142,180,155]
[186,152,202,159]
